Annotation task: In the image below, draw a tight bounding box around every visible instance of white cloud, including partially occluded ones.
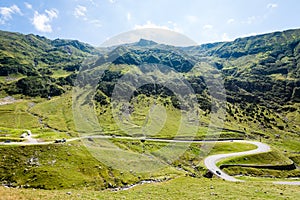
[203,24,213,30]
[227,18,235,24]
[186,15,198,23]
[74,5,87,18]
[134,20,182,33]
[127,12,131,21]
[245,16,257,24]
[168,21,182,33]
[89,19,102,27]
[0,5,22,24]
[24,2,32,9]
[32,9,58,33]
[46,9,58,19]
[221,33,232,41]
[109,0,116,3]
[267,3,278,9]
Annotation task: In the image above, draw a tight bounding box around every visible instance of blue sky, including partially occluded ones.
[0,0,300,46]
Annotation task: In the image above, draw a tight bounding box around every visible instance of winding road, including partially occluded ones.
[204,140,271,182]
[204,140,300,185]
[1,134,299,185]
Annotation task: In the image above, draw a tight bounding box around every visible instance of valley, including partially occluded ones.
[0,28,300,199]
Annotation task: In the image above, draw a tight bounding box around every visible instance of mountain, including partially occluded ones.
[89,29,300,138]
[0,30,100,97]
[1,28,300,136]
[91,29,300,106]
[1,28,300,191]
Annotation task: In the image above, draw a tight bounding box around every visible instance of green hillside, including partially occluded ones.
[0,28,300,195]
[88,29,300,140]
[0,30,99,98]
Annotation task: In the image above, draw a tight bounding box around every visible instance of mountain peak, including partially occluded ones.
[134,39,158,46]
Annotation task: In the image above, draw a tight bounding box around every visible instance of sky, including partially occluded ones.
[0,0,300,46]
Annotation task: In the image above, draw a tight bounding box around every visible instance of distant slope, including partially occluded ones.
[0,30,100,97]
[88,29,300,137]
[1,28,300,137]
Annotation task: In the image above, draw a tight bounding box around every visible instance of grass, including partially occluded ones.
[0,127,27,138]
[289,155,300,165]
[271,138,300,153]
[0,101,40,129]
[0,137,24,142]
[29,93,76,134]
[0,74,25,84]
[0,140,186,190]
[87,139,257,177]
[0,141,149,190]
[33,129,71,141]
[0,97,74,141]
[1,176,299,200]
[0,139,258,190]
[51,69,72,78]
[95,95,244,140]
[218,148,300,179]
[223,166,300,179]
[219,150,293,166]
[0,84,299,199]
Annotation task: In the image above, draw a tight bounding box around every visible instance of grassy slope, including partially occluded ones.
[29,93,76,135]
[0,140,256,190]
[0,92,299,185]
[0,96,74,141]
[0,141,177,190]
[218,148,300,178]
[0,176,299,200]
[1,29,300,198]
[0,101,40,129]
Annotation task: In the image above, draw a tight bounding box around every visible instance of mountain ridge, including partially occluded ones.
[0,28,300,191]
[0,28,300,136]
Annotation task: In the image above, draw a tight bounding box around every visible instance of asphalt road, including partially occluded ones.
[204,140,300,185]
[204,140,271,182]
[1,134,299,185]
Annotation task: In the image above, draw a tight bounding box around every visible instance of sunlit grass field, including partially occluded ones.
[1,176,299,200]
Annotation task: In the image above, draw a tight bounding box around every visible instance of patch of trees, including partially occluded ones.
[112,50,195,73]
[12,76,64,97]
[63,63,81,72]
[0,56,33,76]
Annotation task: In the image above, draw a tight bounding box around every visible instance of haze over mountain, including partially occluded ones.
[1,28,300,137]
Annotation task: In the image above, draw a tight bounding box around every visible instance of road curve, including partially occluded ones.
[204,140,271,182]
[1,135,299,185]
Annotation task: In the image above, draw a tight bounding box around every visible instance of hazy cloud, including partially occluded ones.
[74,5,87,18]
[203,24,213,30]
[186,15,198,23]
[227,18,235,24]
[267,3,278,9]
[127,12,131,21]
[46,9,58,19]
[32,9,58,32]
[134,20,182,33]
[221,33,232,41]
[89,19,102,27]
[245,16,257,24]
[24,2,32,10]
[0,5,22,24]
